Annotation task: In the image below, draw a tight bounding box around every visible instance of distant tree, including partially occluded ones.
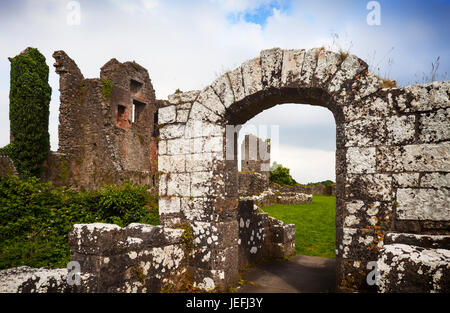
[306,180,335,186]
[269,162,297,186]
[8,47,51,177]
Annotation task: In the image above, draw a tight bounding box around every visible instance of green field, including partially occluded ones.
[261,195,336,258]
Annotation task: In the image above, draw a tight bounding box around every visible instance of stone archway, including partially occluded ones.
[158,48,450,292]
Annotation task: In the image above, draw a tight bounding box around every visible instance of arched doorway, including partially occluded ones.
[158,47,392,292]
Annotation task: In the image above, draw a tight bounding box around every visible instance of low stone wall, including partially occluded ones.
[0,205,295,293]
[238,171,269,196]
[273,183,335,196]
[237,200,295,269]
[68,223,188,292]
[377,233,450,292]
[0,266,93,293]
[240,188,312,207]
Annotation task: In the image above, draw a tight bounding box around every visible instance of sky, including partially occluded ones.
[0,0,448,183]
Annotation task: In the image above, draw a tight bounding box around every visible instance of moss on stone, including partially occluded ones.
[101,78,113,101]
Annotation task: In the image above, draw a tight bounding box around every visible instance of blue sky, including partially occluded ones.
[0,0,448,183]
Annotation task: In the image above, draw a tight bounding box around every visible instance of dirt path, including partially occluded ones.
[237,255,336,293]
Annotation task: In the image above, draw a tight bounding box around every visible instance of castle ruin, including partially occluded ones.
[41,51,160,190]
[0,47,449,293]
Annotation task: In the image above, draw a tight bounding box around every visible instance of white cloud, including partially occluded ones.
[271,144,335,184]
[0,0,446,184]
[243,103,335,127]
[109,0,159,14]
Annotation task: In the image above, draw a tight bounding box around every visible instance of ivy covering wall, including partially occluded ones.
[8,47,51,177]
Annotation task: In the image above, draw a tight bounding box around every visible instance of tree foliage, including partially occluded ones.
[0,176,159,270]
[269,162,297,186]
[8,47,51,177]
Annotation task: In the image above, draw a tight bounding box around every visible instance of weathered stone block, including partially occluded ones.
[167,90,200,105]
[166,138,191,155]
[176,109,189,123]
[378,243,450,292]
[189,101,221,123]
[386,114,416,145]
[158,154,185,173]
[269,223,295,244]
[399,82,450,112]
[184,119,224,138]
[241,57,263,97]
[351,71,380,101]
[313,49,340,87]
[68,223,125,255]
[159,124,185,140]
[344,117,385,147]
[327,54,367,95]
[227,66,245,103]
[298,48,319,87]
[376,142,450,172]
[342,200,393,229]
[396,188,450,221]
[392,173,420,187]
[343,97,389,122]
[185,152,222,172]
[196,86,226,117]
[0,266,94,293]
[180,197,214,222]
[336,258,377,292]
[158,139,167,155]
[280,49,305,87]
[159,197,181,214]
[421,172,450,188]
[346,147,376,174]
[210,72,235,109]
[260,48,283,88]
[345,174,393,201]
[167,173,190,197]
[419,108,450,142]
[158,105,176,124]
[190,171,214,197]
[384,232,450,249]
[336,227,383,260]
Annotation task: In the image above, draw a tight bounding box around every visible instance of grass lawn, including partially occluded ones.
[261,194,336,258]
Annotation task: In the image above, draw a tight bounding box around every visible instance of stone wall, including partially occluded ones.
[38,51,160,190]
[238,171,269,196]
[377,233,450,292]
[1,47,449,293]
[0,209,295,293]
[157,47,450,293]
[237,200,295,269]
[273,183,335,196]
[0,223,188,293]
[241,134,270,177]
[238,172,314,207]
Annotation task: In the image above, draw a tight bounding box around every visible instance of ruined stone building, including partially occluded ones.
[238,134,323,205]
[40,51,161,190]
[1,47,449,294]
[241,134,271,175]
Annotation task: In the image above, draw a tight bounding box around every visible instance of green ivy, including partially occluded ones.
[0,176,159,270]
[8,47,51,178]
[101,78,113,101]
